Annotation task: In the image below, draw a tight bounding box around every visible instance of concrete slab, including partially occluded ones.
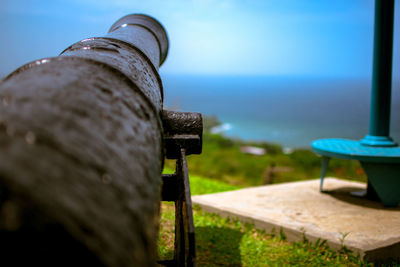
[192,178,400,261]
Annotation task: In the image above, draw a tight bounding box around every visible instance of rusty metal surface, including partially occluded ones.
[0,14,168,266]
[178,148,196,267]
[161,173,179,202]
[160,148,196,267]
[160,111,202,266]
[109,14,169,66]
[60,37,164,111]
[162,110,203,159]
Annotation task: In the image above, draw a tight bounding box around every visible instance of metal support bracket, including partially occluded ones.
[319,156,330,192]
[159,110,202,267]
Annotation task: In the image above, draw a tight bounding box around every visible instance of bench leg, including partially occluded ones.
[361,161,400,207]
[320,156,330,192]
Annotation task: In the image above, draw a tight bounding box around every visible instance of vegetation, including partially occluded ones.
[165,116,367,187]
[158,173,372,266]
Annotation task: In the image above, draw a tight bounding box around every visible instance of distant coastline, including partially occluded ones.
[2,73,399,148]
[162,74,400,148]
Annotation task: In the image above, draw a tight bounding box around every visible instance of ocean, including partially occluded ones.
[162,74,400,149]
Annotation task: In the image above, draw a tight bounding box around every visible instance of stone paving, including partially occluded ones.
[192,178,400,261]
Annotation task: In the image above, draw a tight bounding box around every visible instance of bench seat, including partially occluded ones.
[312,139,400,163]
[311,138,400,207]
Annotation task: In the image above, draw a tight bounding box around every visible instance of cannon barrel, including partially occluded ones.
[0,14,168,266]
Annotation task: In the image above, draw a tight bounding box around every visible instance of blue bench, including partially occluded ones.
[312,0,400,207]
[312,139,400,206]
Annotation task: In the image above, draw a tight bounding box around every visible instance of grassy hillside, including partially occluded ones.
[165,130,367,187]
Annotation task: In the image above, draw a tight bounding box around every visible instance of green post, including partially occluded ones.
[361,0,397,147]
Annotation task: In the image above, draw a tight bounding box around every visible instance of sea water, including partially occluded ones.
[162,74,400,149]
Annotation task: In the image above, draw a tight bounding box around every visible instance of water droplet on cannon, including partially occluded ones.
[112,91,122,102]
[101,173,112,184]
[2,95,11,106]
[25,131,36,144]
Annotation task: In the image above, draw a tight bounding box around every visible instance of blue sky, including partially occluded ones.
[1,0,399,78]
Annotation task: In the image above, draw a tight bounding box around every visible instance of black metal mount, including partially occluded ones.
[159,110,203,267]
[162,110,202,159]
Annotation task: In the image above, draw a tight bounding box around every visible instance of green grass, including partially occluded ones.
[164,133,368,187]
[158,172,376,266]
[163,167,242,195]
[192,207,370,266]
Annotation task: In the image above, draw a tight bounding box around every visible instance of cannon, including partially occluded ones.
[0,14,201,266]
